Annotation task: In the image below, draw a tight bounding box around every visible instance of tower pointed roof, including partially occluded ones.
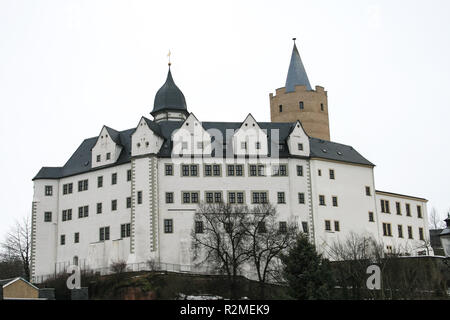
[151,67,188,116]
[285,40,312,92]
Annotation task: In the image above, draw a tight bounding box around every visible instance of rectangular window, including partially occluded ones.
[321,103,324,111]
[298,193,305,204]
[182,192,190,204]
[332,196,338,207]
[195,221,204,234]
[44,212,52,222]
[302,222,309,233]
[197,141,204,150]
[126,197,132,208]
[190,165,198,176]
[398,225,403,238]
[182,165,190,177]
[318,169,322,176]
[214,192,222,203]
[121,223,131,238]
[62,210,68,222]
[365,186,371,196]
[97,203,102,214]
[99,227,110,241]
[78,206,88,219]
[213,164,221,176]
[334,221,340,232]
[241,141,247,150]
[111,199,117,211]
[319,195,326,206]
[236,165,243,176]
[408,226,413,239]
[251,192,268,204]
[106,152,111,160]
[96,155,101,162]
[165,164,173,176]
[137,191,142,204]
[396,202,401,215]
[383,223,392,237]
[204,165,212,177]
[249,165,257,177]
[74,232,79,243]
[227,165,235,176]
[78,180,88,192]
[164,219,173,233]
[381,200,390,213]
[417,206,423,218]
[63,183,73,195]
[255,142,261,150]
[257,165,265,176]
[419,227,424,240]
[297,165,304,177]
[406,203,411,216]
[60,235,65,245]
[299,101,304,110]
[166,192,174,204]
[257,222,267,234]
[277,192,286,204]
[45,185,53,196]
[111,173,117,185]
[279,222,287,233]
[329,169,335,180]
[228,192,236,204]
[224,222,233,234]
[97,176,103,188]
[279,105,283,112]
[236,192,244,204]
[273,165,287,176]
[206,192,213,203]
[298,143,304,151]
[368,211,374,222]
[325,220,331,231]
[181,141,188,150]
[127,169,132,182]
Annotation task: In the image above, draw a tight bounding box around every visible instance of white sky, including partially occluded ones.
[1,0,449,240]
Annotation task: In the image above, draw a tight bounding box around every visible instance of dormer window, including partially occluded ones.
[197,142,204,150]
[298,143,304,151]
[106,153,111,160]
[96,155,101,162]
[182,142,188,150]
[241,142,247,150]
[145,142,149,147]
[256,142,261,150]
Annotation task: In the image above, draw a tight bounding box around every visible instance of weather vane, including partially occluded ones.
[167,50,171,66]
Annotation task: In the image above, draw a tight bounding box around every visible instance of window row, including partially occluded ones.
[318,195,339,207]
[60,224,131,245]
[60,170,132,195]
[380,200,423,218]
[382,223,424,240]
[57,198,133,222]
[166,164,299,178]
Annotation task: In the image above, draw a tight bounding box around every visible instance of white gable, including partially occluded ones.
[131,117,164,157]
[171,113,212,157]
[91,126,123,168]
[233,114,268,157]
[287,121,310,157]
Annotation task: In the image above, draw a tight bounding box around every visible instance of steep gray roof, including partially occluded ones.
[33,120,374,180]
[151,68,188,116]
[285,42,312,92]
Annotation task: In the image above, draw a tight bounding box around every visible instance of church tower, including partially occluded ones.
[270,40,330,140]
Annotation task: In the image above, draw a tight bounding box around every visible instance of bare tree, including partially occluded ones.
[191,202,250,297]
[243,203,297,286]
[429,207,445,230]
[1,217,32,280]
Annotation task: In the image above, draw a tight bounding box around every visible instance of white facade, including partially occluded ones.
[30,112,431,283]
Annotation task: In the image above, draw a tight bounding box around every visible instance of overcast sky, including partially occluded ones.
[1,0,449,240]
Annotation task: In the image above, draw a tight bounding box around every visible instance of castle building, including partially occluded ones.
[30,42,431,283]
